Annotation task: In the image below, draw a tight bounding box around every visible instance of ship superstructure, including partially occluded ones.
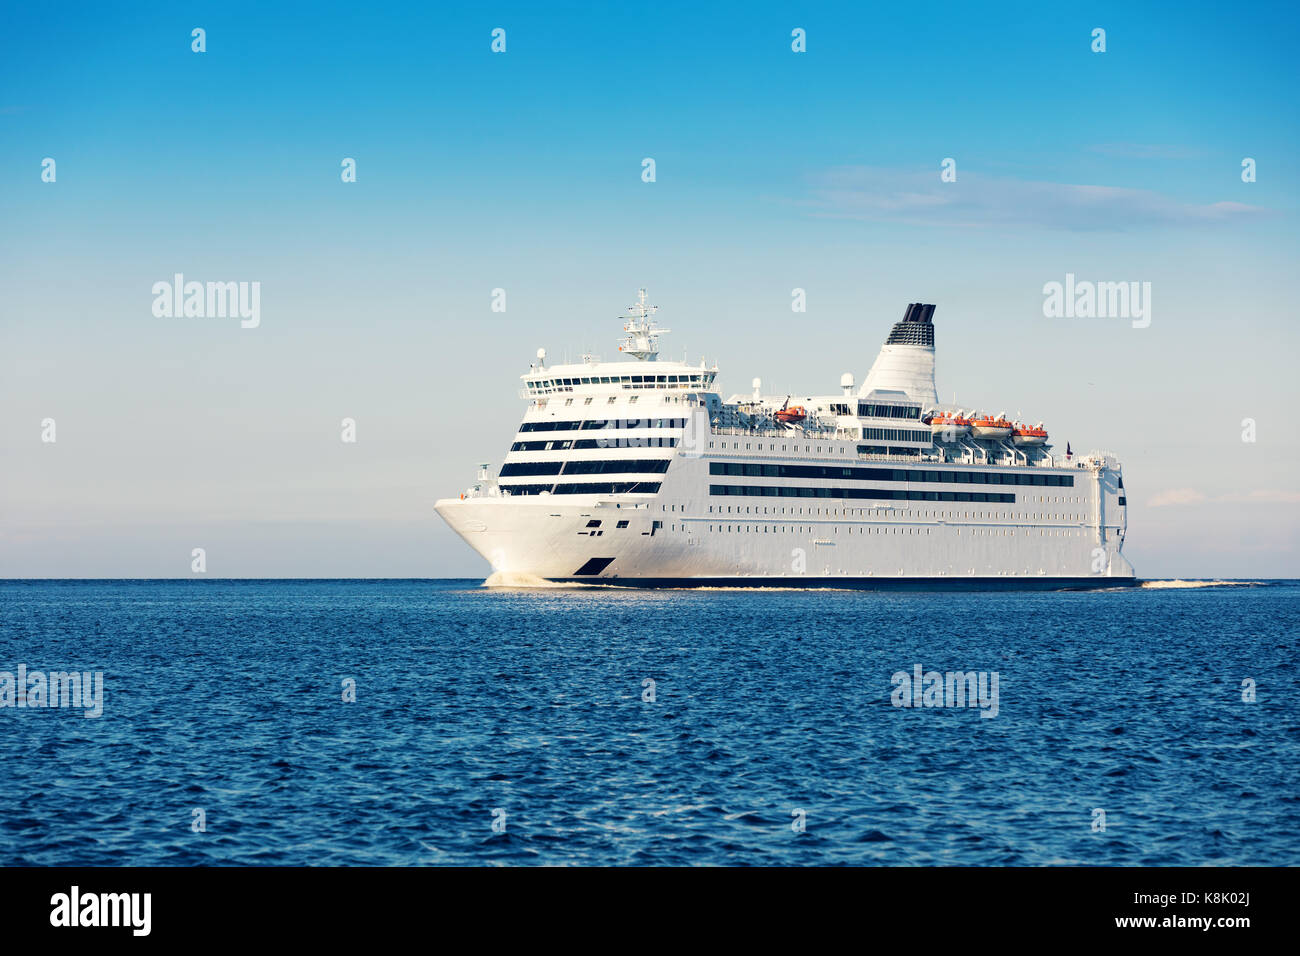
[434,291,1136,587]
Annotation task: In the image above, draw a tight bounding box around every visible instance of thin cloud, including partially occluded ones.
[1087,143,1202,160]
[800,166,1271,231]
[1149,489,1300,507]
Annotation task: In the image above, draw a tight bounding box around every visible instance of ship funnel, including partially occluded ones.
[858,302,939,408]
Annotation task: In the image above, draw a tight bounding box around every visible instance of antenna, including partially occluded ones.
[617,288,669,361]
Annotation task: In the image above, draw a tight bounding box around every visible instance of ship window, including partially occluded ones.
[549,482,662,495]
[500,461,564,477]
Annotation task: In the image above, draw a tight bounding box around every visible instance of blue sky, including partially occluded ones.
[2,1,1298,577]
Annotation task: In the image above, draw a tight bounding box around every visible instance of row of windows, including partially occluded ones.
[500,459,671,477]
[709,461,1075,487]
[860,428,931,443]
[561,458,671,476]
[680,524,1083,538]
[702,504,1078,519]
[526,374,715,390]
[858,403,922,420]
[518,418,687,433]
[500,482,663,496]
[709,484,1017,503]
[825,402,922,419]
[511,437,679,451]
[856,444,921,458]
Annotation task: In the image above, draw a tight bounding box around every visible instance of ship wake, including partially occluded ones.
[1140,579,1253,589]
[482,571,571,589]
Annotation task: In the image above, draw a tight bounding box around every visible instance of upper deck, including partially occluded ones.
[466,289,1122,502]
[520,360,717,399]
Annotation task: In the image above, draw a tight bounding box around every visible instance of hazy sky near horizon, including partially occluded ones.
[2,1,1298,578]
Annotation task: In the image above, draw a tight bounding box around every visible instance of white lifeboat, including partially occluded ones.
[970,412,1013,440]
[1012,422,1048,445]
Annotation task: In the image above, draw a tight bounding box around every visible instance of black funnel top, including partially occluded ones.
[885,302,937,346]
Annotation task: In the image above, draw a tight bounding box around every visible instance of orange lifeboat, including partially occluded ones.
[929,413,971,438]
[1012,423,1048,445]
[970,414,1013,440]
[775,405,806,424]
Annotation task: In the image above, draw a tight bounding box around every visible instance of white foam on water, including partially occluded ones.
[482,571,570,589]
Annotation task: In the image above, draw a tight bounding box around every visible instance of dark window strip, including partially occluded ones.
[708,461,1073,487]
[708,484,1016,503]
[519,418,687,433]
[499,482,662,496]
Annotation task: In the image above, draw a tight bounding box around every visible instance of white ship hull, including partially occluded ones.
[435,433,1135,588]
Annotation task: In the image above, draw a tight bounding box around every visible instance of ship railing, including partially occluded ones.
[929,442,1065,469]
[708,425,840,440]
[855,452,931,463]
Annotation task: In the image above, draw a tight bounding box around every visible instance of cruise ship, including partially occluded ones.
[435,291,1136,588]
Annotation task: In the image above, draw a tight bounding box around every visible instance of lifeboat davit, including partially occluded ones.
[929,412,971,438]
[1012,423,1048,445]
[970,414,1013,440]
[775,406,806,424]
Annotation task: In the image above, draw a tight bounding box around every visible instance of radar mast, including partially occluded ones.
[617,288,669,361]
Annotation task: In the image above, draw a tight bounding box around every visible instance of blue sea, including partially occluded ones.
[1,579,1297,866]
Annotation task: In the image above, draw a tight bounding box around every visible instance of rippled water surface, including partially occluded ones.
[2,579,1297,865]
